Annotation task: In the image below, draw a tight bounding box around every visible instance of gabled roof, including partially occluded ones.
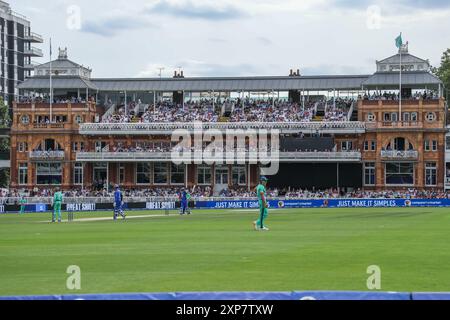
[35,58,91,71]
[377,53,428,65]
[91,75,370,91]
[363,71,442,88]
[17,76,98,90]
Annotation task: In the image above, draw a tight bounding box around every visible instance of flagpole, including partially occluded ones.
[399,37,402,123]
[49,38,53,123]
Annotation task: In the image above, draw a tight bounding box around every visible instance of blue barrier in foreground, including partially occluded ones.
[3,291,445,300]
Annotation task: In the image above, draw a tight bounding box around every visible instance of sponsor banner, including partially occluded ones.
[196,199,450,209]
[1,199,449,213]
[195,200,260,209]
[66,203,97,212]
[145,201,177,210]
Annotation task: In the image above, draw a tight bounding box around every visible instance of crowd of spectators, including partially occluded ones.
[4,187,449,200]
[18,95,92,104]
[230,101,317,122]
[323,98,353,122]
[99,99,352,124]
[281,188,449,199]
[361,90,439,101]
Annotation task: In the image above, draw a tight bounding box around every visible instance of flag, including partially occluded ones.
[49,38,52,58]
[395,33,403,49]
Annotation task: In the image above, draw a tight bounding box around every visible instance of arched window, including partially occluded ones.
[386,137,414,151]
[35,139,63,152]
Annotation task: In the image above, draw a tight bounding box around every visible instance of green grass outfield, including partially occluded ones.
[1,207,450,296]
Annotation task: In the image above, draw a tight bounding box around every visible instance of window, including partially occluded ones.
[118,163,125,185]
[170,164,185,185]
[95,141,107,152]
[136,163,151,185]
[432,140,438,152]
[424,140,430,151]
[411,112,418,122]
[384,113,391,122]
[21,115,30,125]
[75,115,83,124]
[72,142,78,152]
[425,112,436,122]
[154,163,168,184]
[446,136,450,151]
[391,113,398,122]
[73,163,83,185]
[341,141,353,151]
[403,113,410,122]
[197,165,212,185]
[364,141,376,151]
[394,137,406,151]
[36,162,62,185]
[232,166,247,186]
[446,163,450,185]
[364,162,375,186]
[18,142,28,152]
[367,113,375,122]
[18,163,28,185]
[385,163,414,185]
[215,166,229,185]
[425,163,437,186]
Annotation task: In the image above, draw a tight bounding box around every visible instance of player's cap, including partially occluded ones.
[260,176,268,182]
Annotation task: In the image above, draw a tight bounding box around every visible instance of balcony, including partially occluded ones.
[24,61,39,70]
[366,121,423,130]
[381,150,419,161]
[24,32,44,43]
[29,151,65,161]
[76,151,362,163]
[32,123,67,129]
[79,121,367,136]
[24,47,43,57]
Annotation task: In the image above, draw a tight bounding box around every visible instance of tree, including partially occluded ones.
[432,48,450,104]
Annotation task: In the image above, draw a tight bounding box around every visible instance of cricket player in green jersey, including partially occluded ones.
[254,176,270,231]
[186,191,192,215]
[52,188,63,223]
[19,196,26,214]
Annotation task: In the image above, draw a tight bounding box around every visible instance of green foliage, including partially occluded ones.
[0,168,9,188]
[432,48,450,104]
[0,97,10,128]
[0,137,9,152]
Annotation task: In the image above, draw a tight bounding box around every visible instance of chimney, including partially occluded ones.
[174,71,177,78]
[181,71,184,78]
[297,69,300,76]
[290,69,293,76]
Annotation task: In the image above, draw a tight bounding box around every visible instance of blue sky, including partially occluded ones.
[10,0,450,78]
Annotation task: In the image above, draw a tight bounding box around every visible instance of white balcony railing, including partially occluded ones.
[24,32,44,43]
[24,61,39,69]
[79,121,366,135]
[76,151,362,163]
[381,150,419,159]
[24,47,43,57]
[29,151,65,160]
